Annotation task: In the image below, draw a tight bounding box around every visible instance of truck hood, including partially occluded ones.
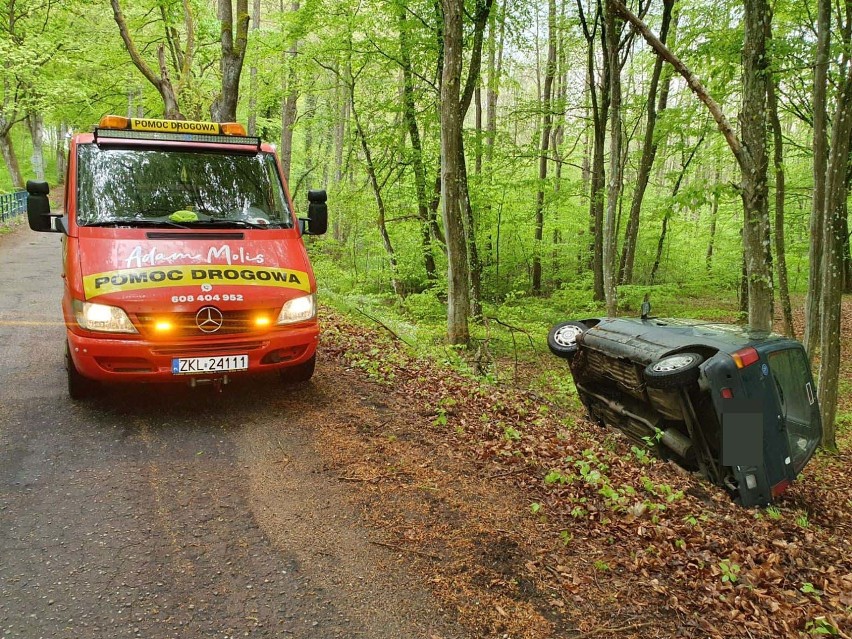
[77,231,311,307]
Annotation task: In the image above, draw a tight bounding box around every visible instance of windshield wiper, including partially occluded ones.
[83,219,189,229]
[187,219,286,230]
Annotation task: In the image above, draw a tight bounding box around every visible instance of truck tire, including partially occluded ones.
[643,352,703,389]
[547,321,588,359]
[66,343,98,400]
[279,353,316,385]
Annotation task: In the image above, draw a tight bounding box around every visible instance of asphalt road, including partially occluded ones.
[0,227,463,639]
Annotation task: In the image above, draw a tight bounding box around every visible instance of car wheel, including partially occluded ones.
[548,321,588,358]
[66,343,98,400]
[279,354,316,385]
[643,352,704,389]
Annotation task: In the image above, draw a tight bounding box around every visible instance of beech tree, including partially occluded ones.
[531,0,557,293]
[804,0,830,358]
[110,0,195,120]
[619,0,674,285]
[815,5,852,451]
[615,0,773,332]
[441,0,471,344]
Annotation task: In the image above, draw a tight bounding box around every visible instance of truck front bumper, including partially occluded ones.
[67,324,319,383]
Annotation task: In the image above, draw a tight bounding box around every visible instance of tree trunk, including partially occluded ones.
[56,122,68,181]
[649,214,668,285]
[817,41,852,452]
[247,0,261,134]
[0,129,23,189]
[619,0,674,284]
[615,0,771,331]
[333,71,347,187]
[27,113,45,181]
[805,0,831,358]
[706,166,720,271]
[441,0,471,344]
[603,0,622,316]
[739,248,749,319]
[280,0,300,185]
[398,3,437,281]
[739,0,773,332]
[648,135,703,285]
[301,93,317,194]
[578,2,608,302]
[532,0,557,293]
[460,153,483,317]
[350,83,404,298]
[474,85,483,176]
[211,0,250,122]
[482,0,506,264]
[766,22,794,338]
[455,0,491,316]
[843,203,852,293]
[110,0,191,119]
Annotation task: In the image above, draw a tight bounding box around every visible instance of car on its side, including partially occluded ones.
[548,312,822,507]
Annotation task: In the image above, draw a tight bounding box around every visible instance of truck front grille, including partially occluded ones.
[135,308,279,339]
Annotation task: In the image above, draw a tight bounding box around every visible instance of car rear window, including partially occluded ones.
[767,348,819,469]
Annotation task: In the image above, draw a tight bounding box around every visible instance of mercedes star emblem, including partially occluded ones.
[195,306,224,333]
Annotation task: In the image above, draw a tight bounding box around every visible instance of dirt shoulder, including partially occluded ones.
[312,307,852,639]
[0,227,466,639]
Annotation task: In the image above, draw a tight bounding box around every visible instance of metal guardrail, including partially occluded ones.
[0,190,26,223]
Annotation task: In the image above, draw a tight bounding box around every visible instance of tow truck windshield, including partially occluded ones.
[76,146,292,228]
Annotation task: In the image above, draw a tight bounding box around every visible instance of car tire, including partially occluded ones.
[643,352,704,389]
[66,343,98,400]
[279,353,316,385]
[548,321,588,359]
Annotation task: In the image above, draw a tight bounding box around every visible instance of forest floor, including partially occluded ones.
[315,300,852,639]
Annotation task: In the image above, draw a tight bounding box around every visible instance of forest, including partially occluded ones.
[0,0,850,449]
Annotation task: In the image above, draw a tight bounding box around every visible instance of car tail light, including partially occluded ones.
[731,347,760,369]
[771,479,790,498]
[720,387,734,399]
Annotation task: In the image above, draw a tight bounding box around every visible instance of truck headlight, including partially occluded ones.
[276,294,316,324]
[73,300,138,333]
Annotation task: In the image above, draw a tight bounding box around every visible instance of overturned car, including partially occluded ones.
[548,313,822,507]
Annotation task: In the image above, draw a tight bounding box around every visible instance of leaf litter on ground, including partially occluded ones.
[312,303,851,639]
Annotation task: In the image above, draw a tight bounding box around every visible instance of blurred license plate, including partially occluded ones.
[172,355,249,375]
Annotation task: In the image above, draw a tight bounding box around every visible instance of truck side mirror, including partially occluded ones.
[26,180,57,233]
[305,189,328,235]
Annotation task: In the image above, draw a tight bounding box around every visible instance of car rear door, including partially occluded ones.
[765,346,822,475]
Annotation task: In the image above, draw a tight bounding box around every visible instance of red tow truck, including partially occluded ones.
[27,115,327,398]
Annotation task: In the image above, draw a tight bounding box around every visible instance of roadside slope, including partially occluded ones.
[312,308,852,639]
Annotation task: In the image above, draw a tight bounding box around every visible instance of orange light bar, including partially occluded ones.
[99,115,130,130]
[221,122,247,136]
[154,320,173,332]
[254,316,271,328]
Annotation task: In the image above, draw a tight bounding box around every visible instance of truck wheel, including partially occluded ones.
[547,321,587,358]
[643,352,703,389]
[279,354,316,385]
[66,343,98,400]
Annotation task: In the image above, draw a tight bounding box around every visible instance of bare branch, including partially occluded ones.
[612,0,748,172]
[110,0,161,90]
